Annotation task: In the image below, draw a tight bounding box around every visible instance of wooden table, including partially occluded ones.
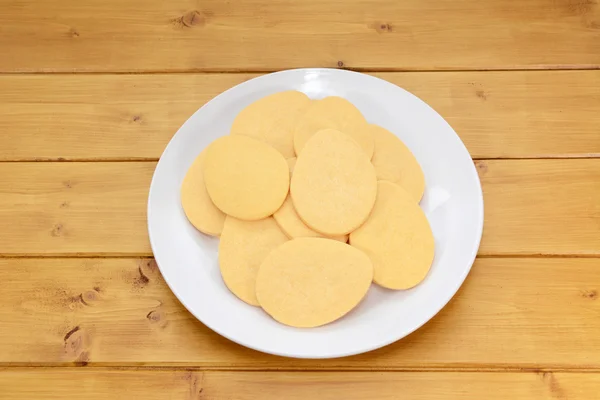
[1,0,599,398]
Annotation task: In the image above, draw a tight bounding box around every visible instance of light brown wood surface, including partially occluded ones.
[0,257,599,368]
[1,71,599,161]
[2,0,600,396]
[478,159,600,256]
[2,369,600,399]
[0,160,598,256]
[1,0,600,72]
[0,162,154,256]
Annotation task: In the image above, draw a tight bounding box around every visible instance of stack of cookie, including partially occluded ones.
[181,91,434,328]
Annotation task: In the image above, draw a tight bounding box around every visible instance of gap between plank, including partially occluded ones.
[476,254,600,259]
[1,365,600,373]
[0,65,599,75]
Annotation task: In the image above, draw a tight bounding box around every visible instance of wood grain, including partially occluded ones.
[477,159,600,256]
[1,0,598,392]
[1,71,599,161]
[0,160,598,256]
[1,369,599,399]
[1,257,598,368]
[0,162,154,256]
[1,0,600,72]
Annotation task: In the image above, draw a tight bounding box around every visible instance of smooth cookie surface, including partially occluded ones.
[350,181,435,290]
[286,157,296,174]
[273,195,348,242]
[369,124,425,202]
[294,96,373,158]
[203,135,289,220]
[256,238,373,327]
[181,149,226,236]
[275,156,347,242]
[219,216,288,306]
[291,129,377,236]
[231,90,310,158]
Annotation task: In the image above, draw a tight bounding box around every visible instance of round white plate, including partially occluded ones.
[148,68,484,359]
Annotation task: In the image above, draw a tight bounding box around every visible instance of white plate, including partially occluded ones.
[148,68,484,359]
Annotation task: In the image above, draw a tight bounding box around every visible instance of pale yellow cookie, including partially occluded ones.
[219,216,288,306]
[286,157,296,175]
[181,149,226,236]
[291,129,377,236]
[369,124,425,202]
[294,96,373,158]
[277,155,346,241]
[256,238,373,327]
[203,135,289,220]
[231,91,310,158]
[350,181,435,290]
[273,195,348,242]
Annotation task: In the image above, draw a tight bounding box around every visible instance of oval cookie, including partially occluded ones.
[181,149,226,236]
[231,91,310,158]
[294,96,373,158]
[203,135,289,220]
[350,181,435,290]
[273,195,348,242]
[276,156,346,242]
[219,216,288,306]
[291,129,377,236]
[256,238,373,327]
[369,124,425,202]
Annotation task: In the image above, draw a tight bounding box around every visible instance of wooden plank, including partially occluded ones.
[477,159,600,256]
[1,0,599,72]
[1,257,599,367]
[0,162,154,256]
[1,71,599,161]
[1,369,599,399]
[0,160,598,256]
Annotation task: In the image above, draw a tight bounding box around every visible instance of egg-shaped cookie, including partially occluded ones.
[276,156,346,242]
[256,238,373,327]
[291,129,377,236]
[369,124,425,202]
[181,149,226,236]
[219,216,288,306]
[273,195,348,242]
[231,90,310,158]
[350,181,435,290]
[203,135,289,220]
[294,96,373,158]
